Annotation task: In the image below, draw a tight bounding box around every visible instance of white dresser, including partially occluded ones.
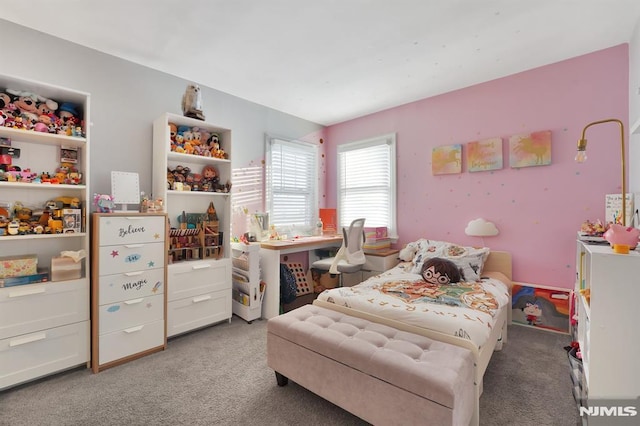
[91,213,168,372]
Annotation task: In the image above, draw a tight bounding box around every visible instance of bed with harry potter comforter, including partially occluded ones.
[314,239,513,382]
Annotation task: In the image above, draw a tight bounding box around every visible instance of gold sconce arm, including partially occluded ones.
[576,118,626,226]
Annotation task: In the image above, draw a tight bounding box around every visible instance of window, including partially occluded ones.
[265,135,319,228]
[337,133,396,237]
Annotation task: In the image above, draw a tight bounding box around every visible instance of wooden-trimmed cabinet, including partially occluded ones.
[91,213,168,372]
[152,113,232,337]
[0,74,91,389]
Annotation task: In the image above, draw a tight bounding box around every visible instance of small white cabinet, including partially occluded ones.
[0,74,91,390]
[152,113,232,337]
[342,249,400,287]
[91,213,168,372]
[574,241,640,406]
[231,242,263,322]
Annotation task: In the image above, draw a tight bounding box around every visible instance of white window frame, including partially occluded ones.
[265,134,319,229]
[337,133,397,239]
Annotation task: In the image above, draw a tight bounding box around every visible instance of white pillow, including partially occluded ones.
[406,239,489,282]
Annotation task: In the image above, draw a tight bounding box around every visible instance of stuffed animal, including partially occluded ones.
[421,257,465,285]
[94,193,115,213]
[0,92,12,110]
[6,89,58,110]
[399,242,418,261]
[181,84,205,120]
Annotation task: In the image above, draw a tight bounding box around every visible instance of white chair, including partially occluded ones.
[311,218,366,286]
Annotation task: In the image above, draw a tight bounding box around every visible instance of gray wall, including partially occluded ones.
[0,20,323,208]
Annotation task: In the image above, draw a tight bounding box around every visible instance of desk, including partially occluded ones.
[260,235,342,319]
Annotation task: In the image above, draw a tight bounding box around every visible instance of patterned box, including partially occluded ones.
[364,226,388,240]
[0,254,38,278]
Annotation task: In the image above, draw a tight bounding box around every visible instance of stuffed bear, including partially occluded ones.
[399,242,418,262]
[420,257,465,285]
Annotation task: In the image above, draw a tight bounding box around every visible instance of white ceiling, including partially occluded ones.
[3,1,640,126]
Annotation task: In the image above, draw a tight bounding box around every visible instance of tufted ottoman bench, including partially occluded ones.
[267,304,477,426]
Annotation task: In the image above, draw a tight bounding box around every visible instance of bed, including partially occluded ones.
[313,240,513,397]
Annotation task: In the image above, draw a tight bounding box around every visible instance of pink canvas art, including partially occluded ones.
[509,130,552,168]
[467,137,503,172]
[432,144,462,175]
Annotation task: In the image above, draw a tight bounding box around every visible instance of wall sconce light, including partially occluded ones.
[465,218,499,246]
[575,118,626,226]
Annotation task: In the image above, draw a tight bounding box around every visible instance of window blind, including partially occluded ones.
[337,134,396,236]
[266,137,318,227]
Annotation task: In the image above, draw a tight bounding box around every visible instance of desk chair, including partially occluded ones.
[311,218,366,286]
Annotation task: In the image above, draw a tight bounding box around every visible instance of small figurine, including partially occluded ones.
[207,201,218,221]
[181,84,205,121]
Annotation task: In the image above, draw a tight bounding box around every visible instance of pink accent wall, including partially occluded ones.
[324,45,630,289]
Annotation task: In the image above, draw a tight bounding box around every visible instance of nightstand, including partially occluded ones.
[342,249,400,286]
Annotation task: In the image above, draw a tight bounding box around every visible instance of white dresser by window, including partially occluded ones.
[91,213,168,372]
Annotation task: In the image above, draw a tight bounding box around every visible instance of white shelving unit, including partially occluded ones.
[231,242,263,322]
[152,113,232,337]
[573,241,640,410]
[0,74,90,390]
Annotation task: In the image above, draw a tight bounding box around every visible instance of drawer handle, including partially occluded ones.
[124,244,144,249]
[192,264,212,270]
[124,298,144,305]
[9,287,46,298]
[123,325,144,333]
[124,271,144,277]
[10,332,47,347]
[193,295,212,303]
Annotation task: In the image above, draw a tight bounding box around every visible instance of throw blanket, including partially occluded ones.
[317,266,510,349]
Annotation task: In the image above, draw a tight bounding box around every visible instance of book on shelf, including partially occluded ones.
[0,269,49,288]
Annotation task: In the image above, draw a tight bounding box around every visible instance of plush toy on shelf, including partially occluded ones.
[181,84,205,121]
[94,193,115,213]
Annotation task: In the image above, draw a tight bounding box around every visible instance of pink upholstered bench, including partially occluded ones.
[267,304,476,426]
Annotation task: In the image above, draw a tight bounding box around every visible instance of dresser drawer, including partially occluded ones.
[0,320,89,390]
[99,294,164,335]
[99,268,165,305]
[167,289,231,337]
[98,242,165,275]
[167,259,231,302]
[98,319,164,365]
[0,280,89,340]
[97,215,166,246]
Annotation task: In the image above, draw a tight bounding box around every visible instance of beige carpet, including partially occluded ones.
[0,316,578,426]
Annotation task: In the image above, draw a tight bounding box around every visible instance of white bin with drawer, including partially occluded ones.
[167,258,232,337]
[0,321,90,390]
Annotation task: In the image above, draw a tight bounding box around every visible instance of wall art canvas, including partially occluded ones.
[509,130,551,168]
[466,137,503,172]
[432,144,462,175]
[512,283,570,334]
